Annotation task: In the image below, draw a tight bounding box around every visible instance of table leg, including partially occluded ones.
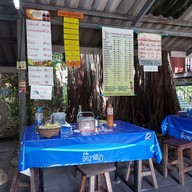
[113,162,120,184]
[39,168,44,192]
[134,160,139,192]
[30,168,44,192]
[30,168,38,192]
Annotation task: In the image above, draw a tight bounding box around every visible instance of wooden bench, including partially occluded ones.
[124,159,158,191]
[77,163,116,192]
[163,138,192,185]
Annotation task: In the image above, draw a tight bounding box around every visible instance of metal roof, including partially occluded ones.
[1,0,192,70]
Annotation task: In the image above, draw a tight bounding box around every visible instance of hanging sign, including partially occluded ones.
[63,17,81,67]
[57,10,84,19]
[58,10,83,67]
[28,66,53,86]
[138,33,162,68]
[144,66,158,72]
[102,27,134,96]
[30,85,52,100]
[26,9,52,66]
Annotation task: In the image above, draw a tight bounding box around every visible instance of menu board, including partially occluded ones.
[102,27,134,96]
[64,17,80,67]
[138,33,162,67]
[30,85,52,100]
[26,9,52,66]
[28,66,53,86]
[26,20,52,64]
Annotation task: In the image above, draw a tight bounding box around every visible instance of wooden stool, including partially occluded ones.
[9,167,29,192]
[163,138,192,185]
[77,163,116,192]
[124,159,158,191]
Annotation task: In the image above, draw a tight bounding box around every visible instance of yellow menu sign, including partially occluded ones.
[63,17,81,67]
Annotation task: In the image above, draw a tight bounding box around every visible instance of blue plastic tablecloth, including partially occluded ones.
[161,115,192,141]
[19,120,162,171]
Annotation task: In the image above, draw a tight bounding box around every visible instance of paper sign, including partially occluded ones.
[26,19,52,62]
[102,27,134,96]
[30,85,52,100]
[144,66,158,72]
[28,66,53,86]
[138,33,162,66]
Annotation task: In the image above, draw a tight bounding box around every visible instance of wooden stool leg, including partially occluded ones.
[189,148,192,162]
[97,174,102,192]
[124,162,131,181]
[163,144,168,177]
[30,168,40,192]
[178,148,184,185]
[10,167,19,192]
[79,175,87,192]
[148,159,158,188]
[103,172,113,192]
[137,160,142,192]
[89,176,96,192]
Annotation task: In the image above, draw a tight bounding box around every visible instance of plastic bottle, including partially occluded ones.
[35,107,44,126]
[107,103,114,127]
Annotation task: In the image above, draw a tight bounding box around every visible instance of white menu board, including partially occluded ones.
[102,27,134,96]
[26,20,52,60]
[28,66,53,86]
[138,33,162,66]
[30,85,52,100]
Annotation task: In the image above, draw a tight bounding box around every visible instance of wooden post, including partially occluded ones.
[17,9,27,139]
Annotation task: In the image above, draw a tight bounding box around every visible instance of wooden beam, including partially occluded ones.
[132,0,156,26]
[0,37,16,43]
[50,18,192,38]
[0,67,17,73]
[0,14,18,21]
[186,47,192,56]
[0,1,14,6]
[21,2,132,20]
[21,2,192,28]
[17,10,27,139]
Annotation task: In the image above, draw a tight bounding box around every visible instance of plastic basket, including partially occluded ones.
[37,127,61,138]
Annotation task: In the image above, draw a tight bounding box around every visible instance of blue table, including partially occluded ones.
[19,120,162,192]
[161,115,192,141]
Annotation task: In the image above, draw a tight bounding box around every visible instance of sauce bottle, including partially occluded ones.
[107,103,114,127]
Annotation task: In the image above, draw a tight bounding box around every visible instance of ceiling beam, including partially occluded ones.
[0,14,18,21]
[131,0,156,26]
[0,1,14,7]
[21,2,132,20]
[1,2,192,29]
[21,2,192,28]
[0,37,16,43]
[186,47,192,56]
[0,67,17,73]
[51,18,192,38]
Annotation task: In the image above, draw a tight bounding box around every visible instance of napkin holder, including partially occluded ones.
[77,112,95,132]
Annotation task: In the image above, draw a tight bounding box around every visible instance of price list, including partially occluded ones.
[102,27,134,96]
[26,20,52,60]
[28,66,53,86]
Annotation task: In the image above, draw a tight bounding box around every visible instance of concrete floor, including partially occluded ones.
[1,139,192,192]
